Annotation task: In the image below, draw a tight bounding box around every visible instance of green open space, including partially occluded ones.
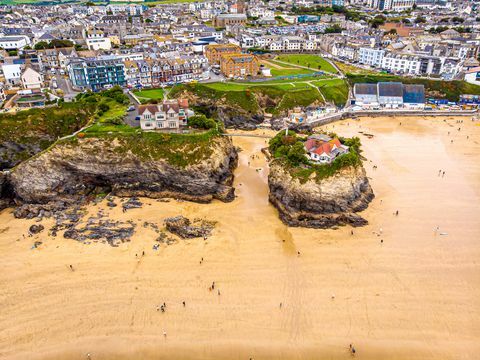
[133,88,165,101]
[134,77,349,114]
[275,55,338,74]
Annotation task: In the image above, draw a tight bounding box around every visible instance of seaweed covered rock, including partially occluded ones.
[164,216,215,239]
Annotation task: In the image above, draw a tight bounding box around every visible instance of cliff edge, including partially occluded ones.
[10,132,238,216]
[268,161,374,228]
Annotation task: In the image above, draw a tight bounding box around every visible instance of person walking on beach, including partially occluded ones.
[69,264,74,271]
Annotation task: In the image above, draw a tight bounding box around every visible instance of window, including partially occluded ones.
[169,121,176,128]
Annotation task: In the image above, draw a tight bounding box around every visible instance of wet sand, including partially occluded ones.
[0,116,479,359]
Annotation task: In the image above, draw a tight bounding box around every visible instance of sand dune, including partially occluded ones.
[0,116,479,359]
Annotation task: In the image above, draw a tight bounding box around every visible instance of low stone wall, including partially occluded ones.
[302,109,478,128]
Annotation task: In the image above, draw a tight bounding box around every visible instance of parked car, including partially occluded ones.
[127,106,135,112]
[135,116,141,121]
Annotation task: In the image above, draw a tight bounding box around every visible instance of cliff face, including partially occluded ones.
[10,135,238,215]
[268,162,374,228]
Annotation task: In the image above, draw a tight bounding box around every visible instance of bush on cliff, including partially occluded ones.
[188,115,217,130]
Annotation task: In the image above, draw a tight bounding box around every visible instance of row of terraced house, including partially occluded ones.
[68,55,209,91]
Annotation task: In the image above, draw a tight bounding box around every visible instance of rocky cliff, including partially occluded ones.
[268,162,374,228]
[10,134,238,217]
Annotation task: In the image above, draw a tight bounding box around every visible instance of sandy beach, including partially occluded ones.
[1,116,479,359]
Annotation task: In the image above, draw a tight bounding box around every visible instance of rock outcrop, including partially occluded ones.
[10,135,238,216]
[268,162,374,228]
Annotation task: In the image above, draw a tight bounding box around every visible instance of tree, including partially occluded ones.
[401,18,411,24]
[34,41,49,50]
[414,16,426,24]
[369,15,386,28]
[451,16,464,24]
[187,115,217,130]
[324,24,343,34]
[286,141,307,166]
[49,39,74,48]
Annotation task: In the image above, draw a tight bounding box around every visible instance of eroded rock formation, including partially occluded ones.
[268,162,374,228]
[9,135,238,217]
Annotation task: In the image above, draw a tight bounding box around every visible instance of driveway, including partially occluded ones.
[55,75,79,101]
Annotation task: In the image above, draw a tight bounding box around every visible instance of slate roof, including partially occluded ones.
[403,84,425,104]
[354,83,377,96]
[378,82,403,98]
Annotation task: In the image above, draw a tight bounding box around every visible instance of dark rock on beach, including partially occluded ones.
[164,216,215,239]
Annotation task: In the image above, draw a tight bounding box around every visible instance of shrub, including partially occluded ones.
[187,115,217,130]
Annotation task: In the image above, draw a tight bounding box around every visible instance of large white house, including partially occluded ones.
[2,64,23,86]
[138,99,190,131]
[304,134,349,164]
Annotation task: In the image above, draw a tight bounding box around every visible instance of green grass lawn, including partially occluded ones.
[311,79,349,106]
[275,55,337,74]
[270,67,314,77]
[132,76,348,116]
[133,88,165,101]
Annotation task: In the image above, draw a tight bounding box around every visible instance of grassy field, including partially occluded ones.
[133,88,165,102]
[275,55,337,74]
[134,77,349,113]
[347,73,480,102]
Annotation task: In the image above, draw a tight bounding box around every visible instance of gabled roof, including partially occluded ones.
[403,84,425,104]
[378,82,403,97]
[354,83,377,96]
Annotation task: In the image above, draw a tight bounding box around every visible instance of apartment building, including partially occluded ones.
[68,58,126,91]
[205,44,241,64]
[220,53,259,78]
[358,48,385,67]
[368,0,415,11]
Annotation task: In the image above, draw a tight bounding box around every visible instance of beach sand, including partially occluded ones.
[0,116,479,359]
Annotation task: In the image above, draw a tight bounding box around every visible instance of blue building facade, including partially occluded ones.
[68,58,126,91]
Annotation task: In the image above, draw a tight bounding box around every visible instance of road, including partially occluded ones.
[124,91,141,127]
